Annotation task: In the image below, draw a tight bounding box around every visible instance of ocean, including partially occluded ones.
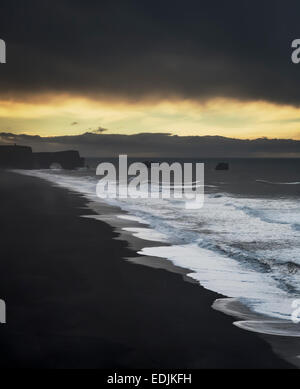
[15,158,300,337]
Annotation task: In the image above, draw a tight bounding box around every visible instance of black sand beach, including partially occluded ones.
[0,170,293,368]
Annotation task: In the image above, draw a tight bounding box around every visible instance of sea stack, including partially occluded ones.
[0,144,85,170]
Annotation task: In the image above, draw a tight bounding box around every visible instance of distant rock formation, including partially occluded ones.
[0,145,33,169]
[0,145,85,170]
[33,151,84,169]
[215,162,229,171]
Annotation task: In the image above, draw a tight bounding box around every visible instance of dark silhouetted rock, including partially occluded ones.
[0,145,33,168]
[215,162,229,171]
[143,160,152,169]
[0,145,84,170]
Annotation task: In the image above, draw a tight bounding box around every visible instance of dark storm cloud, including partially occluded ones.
[1,0,300,105]
[0,132,299,157]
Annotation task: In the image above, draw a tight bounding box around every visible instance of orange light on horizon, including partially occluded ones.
[0,94,299,140]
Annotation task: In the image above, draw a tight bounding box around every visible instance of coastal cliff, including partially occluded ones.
[0,145,84,170]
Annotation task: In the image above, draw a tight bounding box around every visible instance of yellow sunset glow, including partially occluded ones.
[0,94,300,139]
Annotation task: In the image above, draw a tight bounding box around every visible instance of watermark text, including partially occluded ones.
[96,155,204,209]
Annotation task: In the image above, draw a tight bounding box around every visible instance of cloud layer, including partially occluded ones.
[1,0,300,105]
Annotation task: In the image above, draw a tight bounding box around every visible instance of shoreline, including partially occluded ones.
[0,170,294,368]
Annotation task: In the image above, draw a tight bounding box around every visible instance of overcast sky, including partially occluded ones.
[0,1,300,146]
